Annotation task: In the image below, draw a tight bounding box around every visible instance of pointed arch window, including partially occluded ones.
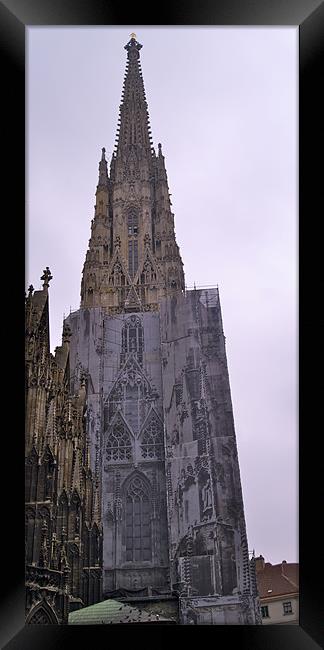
[128,207,138,236]
[57,493,68,537]
[25,450,38,502]
[68,544,80,597]
[128,208,139,278]
[141,416,164,460]
[69,492,81,539]
[128,240,138,278]
[107,420,132,462]
[121,315,144,365]
[90,524,100,567]
[25,507,36,565]
[27,604,58,625]
[125,475,152,562]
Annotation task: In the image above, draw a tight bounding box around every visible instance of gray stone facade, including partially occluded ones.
[160,288,258,623]
[66,287,259,623]
[67,308,170,597]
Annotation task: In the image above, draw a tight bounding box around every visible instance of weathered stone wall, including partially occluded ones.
[25,280,102,625]
[66,289,259,623]
[160,288,258,623]
[67,308,170,597]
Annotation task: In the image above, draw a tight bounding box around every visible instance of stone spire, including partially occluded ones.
[113,34,153,157]
[80,36,185,312]
[98,147,109,188]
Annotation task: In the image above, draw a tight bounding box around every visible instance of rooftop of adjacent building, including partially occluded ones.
[68,598,175,624]
[255,555,299,600]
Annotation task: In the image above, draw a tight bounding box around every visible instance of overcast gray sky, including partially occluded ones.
[27,26,297,566]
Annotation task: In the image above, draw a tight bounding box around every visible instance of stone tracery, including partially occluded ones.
[106,417,132,462]
[140,412,164,460]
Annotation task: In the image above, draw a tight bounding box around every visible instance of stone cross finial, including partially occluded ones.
[41,267,53,288]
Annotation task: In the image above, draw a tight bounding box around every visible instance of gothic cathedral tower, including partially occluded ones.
[66,35,260,624]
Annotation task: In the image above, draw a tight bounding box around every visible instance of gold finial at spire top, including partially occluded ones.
[130,32,137,39]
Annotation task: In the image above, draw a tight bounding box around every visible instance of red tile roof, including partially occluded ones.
[256,560,299,599]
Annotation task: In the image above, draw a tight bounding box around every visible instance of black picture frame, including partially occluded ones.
[1,0,322,647]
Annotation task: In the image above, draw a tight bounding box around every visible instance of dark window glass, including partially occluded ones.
[283,601,292,615]
[121,315,144,366]
[128,209,139,277]
[134,240,138,274]
[125,476,152,562]
[128,209,139,236]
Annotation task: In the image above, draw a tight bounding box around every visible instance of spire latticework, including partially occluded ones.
[113,36,153,157]
[80,35,185,313]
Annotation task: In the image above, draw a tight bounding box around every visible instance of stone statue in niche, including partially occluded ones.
[184,464,195,489]
[202,477,213,519]
[113,263,122,287]
[193,529,208,556]
[171,426,179,446]
[175,471,185,507]
[176,463,197,511]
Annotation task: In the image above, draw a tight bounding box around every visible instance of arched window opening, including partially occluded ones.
[94,573,101,603]
[125,475,152,562]
[107,421,132,462]
[38,451,55,501]
[121,315,144,365]
[37,463,46,501]
[33,516,43,565]
[128,240,138,278]
[26,451,38,502]
[25,509,35,565]
[83,525,90,567]
[128,208,139,278]
[141,416,164,460]
[69,493,81,539]
[57,493,68,538]
[128,207,138,236]
[90,525,100,567]
[68,545,80,597]
[27,605,57,625]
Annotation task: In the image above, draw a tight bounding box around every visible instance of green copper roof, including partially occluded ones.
[68,599,171,624]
